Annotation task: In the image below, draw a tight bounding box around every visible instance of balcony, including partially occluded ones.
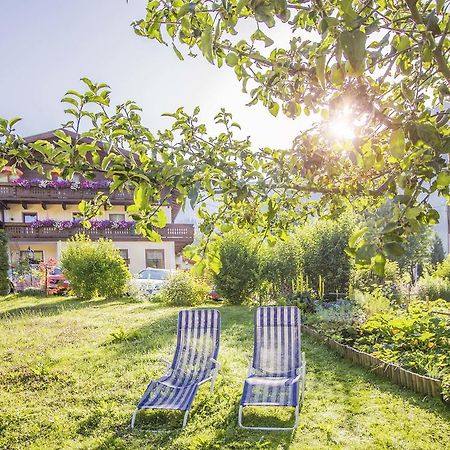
[0,182,133,205]
[4,223,194,253]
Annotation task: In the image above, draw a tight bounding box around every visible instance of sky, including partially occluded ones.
[0,0,311,149]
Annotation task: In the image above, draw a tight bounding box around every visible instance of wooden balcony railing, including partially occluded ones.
[0,183,133,205]
[4,223,195,252]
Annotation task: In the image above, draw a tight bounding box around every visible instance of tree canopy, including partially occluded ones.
[0,0,449,273]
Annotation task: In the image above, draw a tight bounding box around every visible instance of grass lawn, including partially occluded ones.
[0,295,449,450]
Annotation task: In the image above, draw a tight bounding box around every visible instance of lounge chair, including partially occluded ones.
[238,306,306,431]
[131,309,221,429]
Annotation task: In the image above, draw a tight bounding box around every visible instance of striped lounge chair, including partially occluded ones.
[131,309,221,429]
[238,306,306,431]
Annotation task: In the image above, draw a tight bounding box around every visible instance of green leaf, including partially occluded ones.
[250,29,274,47]
[348,226,368,248]
[416,123,441,147]
[315,54,326,89]
[172,44,184,61]
[384,242,404,258]
[340,29,367,72]
[153,208,168,228]
[389,128,405,158]
[372,253,386,277]
[200,26,214,64]
[436,171,450,189]
[269,101,279,117]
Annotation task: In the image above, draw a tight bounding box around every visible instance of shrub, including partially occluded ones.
[430,234,445,268]
[350,260,400,299]
[61,234,130,300]
[214,230,260,305]
[352,288,392,318]
[434,255,450,281]
[0,230,9,294]
[295,215,355,294]
[417,275,450,302]
[259,239,303,297]
[161,271,209,306]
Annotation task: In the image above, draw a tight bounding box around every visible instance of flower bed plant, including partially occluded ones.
[11,178,110,190]
[305,297,450,401]
[29,218,135,230]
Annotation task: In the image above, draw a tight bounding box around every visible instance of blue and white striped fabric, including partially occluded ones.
[240,306,301,407]
[137,309,221,412]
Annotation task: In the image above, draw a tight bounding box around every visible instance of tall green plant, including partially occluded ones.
[61,234,130,300]
[214,230,260,305]
[0,230,9,294]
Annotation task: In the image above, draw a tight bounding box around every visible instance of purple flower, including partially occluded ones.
[12,177,111,190]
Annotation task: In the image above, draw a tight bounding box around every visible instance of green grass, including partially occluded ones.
[0,295,449,450]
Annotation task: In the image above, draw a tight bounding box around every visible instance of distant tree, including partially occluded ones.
[430,234,446,268]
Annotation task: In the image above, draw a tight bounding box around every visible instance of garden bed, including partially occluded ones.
[303,325,443,399]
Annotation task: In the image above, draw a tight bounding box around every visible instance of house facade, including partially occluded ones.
[0,131,194,274]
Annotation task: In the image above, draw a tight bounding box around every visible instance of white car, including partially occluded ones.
[131,268,173,296]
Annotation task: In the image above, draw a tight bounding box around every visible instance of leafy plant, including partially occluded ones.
[0,230,10,294]
[214,230,260,305]
[259,238,303,297]
[417,275,450,302]
[61,234,130,300]
[350,260,401,299]
[161,271,209,307]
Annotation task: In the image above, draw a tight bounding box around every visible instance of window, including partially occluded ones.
[145,249,165,269]
[23,212,37,223]
[109,213,125,222]
[19,250,44,264]
[118,249,129,264]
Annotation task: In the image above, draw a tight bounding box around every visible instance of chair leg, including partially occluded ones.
[182,409,190,428]
[130,408,139,429]
[238,405,244,428]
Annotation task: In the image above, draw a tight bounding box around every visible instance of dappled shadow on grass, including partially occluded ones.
[0,295,136,321]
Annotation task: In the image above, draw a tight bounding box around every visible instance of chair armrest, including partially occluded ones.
[209,357,221,369]
[159,357,171,368]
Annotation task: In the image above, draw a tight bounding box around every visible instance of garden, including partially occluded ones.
[1,208,450,448]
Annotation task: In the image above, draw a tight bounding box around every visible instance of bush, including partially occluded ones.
[259,239,303,297]
[417,275,450,301]
[352,288,392,318]
[161,271,209,306]
[61,234,130,300]
[350,260,400,299]
[214,230,260,305]
[434,255,450,281]
[295,215,355,295]
[0,230,9,294]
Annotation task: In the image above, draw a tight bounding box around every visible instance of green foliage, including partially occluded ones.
[431,234,445,268]
[350,260,400,299]
[352,288,393,319]
[296,217,355,294]
[259,239,302,297]
[0,230,9,294]
[355,300,450,380]
[160,271,209,307]
[61,234,130,300]
[214,230,260,304]
[434,255,450,281]
[417,275,450,302]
